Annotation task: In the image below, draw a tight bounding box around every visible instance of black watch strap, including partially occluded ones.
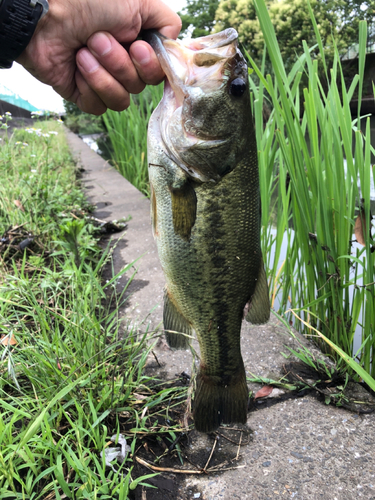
[0,0,49,69]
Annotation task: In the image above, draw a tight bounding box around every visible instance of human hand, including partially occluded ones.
[17,0,181,114]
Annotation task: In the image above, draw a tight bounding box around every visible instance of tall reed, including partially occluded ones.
[102,85,163,195]
[251,0,375,375]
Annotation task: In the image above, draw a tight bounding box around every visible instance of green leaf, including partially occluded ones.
[129,473,159,491]
[54,455,72,498]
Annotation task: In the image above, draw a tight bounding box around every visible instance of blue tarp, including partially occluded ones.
[0,84,40,113]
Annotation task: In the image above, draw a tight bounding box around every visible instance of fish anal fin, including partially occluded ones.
[245,259,270,324]
[170,181,197,241]
[163,289,192,349]
[193,364,248,433]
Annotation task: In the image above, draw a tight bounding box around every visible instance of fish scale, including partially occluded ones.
[146,28,270,432]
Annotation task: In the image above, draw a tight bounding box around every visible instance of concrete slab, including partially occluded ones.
[65,128,164,331]
[65,129,375,500]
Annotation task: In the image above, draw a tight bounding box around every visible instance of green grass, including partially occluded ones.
[0,118,187,499]
[103,85,163,196]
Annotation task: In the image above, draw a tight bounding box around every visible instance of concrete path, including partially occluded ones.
[65,129,375,500]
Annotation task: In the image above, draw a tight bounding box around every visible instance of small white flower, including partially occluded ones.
[30,154,36,158]
[15,141,22,145]
[22,142,29,147]
[5,111,12,116]
[57,119,63,123]
[49,131,58,135]
[31,169,37,173]
[42,133,50,138]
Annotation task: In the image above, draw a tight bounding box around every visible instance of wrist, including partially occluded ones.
[0,0,49,68]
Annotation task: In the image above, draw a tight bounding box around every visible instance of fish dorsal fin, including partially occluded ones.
[163,289,193,349]
[245,258,270,324]
[170,181,197,240]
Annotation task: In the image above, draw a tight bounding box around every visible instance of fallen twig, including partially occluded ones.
[207,464,246,472]
[135,455,246,475]
[235,432,242,461]
[151,350,161,367]
[215,431,250,446]
[135,456,203,474]
[203,435,218,472]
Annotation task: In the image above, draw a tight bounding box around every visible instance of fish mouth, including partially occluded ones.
[145,29,243,182]
[144,29,238,107]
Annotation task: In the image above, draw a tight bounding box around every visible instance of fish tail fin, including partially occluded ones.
[193,364,248,432]
[245,257,270,324]
[163,289,192,349]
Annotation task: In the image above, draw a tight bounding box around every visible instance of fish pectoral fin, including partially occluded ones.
[170,181,197,241]
[163,289,193,349]
[245,258,270,324]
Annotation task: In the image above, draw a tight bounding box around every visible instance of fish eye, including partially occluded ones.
[229,78,246,97]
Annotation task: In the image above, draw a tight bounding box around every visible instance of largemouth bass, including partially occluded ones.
[146,29,270,433]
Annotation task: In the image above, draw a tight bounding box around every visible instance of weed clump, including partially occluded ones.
[0,119,188,499]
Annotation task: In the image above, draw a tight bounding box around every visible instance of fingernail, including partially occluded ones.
[77,49,100,73]
[89,32,112,56]
[131,44,151,65]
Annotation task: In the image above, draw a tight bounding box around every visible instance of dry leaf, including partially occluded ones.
[354,207,373,247]
[133,393,148,400]
[1,334,17,346]
[354,208,366,246]
[254,385,274,399]
[14,200,25,212]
